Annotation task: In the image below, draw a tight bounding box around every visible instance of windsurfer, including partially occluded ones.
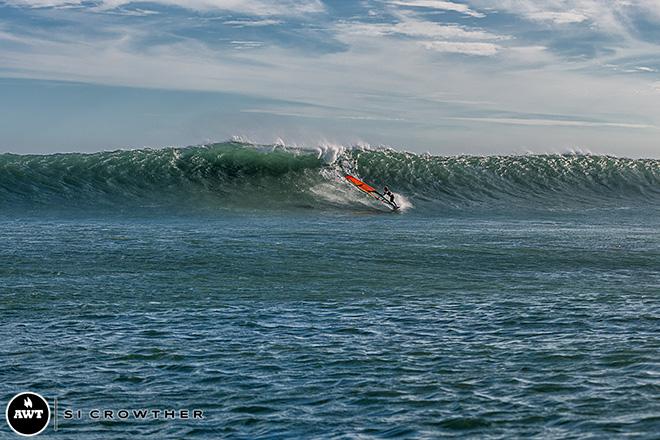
[383,186,395,204]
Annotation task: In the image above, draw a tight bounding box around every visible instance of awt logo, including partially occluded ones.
[5,392,50,436]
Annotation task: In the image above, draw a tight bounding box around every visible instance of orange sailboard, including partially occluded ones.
[345,175,399,210]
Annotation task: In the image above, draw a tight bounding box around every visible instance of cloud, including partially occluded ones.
[525,10,588,24]
[420,40,499,55]
[0,28,30,43]
[230,40,265,49]
[339,19,503,40]
[467,0,643,35]
[337,10,507,57]
[446,116,657,129]
[242,108,407,122]
[392,16,504,39]
[3,0,325,15]
[601,62,660,75]
[389,0,485,18]
[4,0,83,7]
[222,19,283,27]
[104,8,160,16]
[2,0,660,155]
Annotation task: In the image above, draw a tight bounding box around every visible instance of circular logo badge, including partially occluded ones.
[5,392,50,437]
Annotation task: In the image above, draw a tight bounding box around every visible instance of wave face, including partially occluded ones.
[1,142,659,213]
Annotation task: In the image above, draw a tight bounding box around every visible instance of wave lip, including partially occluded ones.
[1,142,658,213]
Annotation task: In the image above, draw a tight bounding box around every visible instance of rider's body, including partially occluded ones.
[383,186,395,204]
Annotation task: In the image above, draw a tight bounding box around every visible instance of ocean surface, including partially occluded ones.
[1,142,659,438]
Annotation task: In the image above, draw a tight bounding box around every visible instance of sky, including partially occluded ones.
[1,0,659,157]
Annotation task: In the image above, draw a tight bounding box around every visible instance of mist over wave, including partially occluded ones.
[1,141,658,213]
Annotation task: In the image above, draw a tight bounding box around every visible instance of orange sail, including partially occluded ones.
[345,175,376,193]
[345,174,399,210]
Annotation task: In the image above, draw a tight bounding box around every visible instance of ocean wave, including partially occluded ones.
[1,142,658,213]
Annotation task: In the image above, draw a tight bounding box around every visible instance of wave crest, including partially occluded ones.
[1,142,658,213]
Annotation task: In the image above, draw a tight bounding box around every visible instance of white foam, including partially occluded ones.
[315,142,346,164]
[393,193,413,211]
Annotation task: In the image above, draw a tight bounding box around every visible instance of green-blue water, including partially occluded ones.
[1,143,659,438]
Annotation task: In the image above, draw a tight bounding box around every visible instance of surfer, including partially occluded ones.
[344,175,399,210]
[383,186,395,204]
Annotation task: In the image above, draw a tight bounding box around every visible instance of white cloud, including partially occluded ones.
[222,19,282,27]
[389,0,485,17]
[242,108,406,122]
[526,10,588,24]
[5,0,83,7]
[337,12,507,57]
[420,40,499,55]
[3,0,660,154]
[392,17,503,39]
[109,8,160,16]
[468,0,635,34]
[4,0,325,15]
[338,15,506,41]
[230,40,265,49]
[446,116,657,129]
[0,29,28,43]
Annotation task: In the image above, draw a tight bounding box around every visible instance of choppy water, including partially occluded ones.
[1,144,659,438]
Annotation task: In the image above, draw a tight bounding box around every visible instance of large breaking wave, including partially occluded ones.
[1,141,659,214]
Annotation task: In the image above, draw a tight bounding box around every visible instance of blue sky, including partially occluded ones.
[1,0,659,156]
